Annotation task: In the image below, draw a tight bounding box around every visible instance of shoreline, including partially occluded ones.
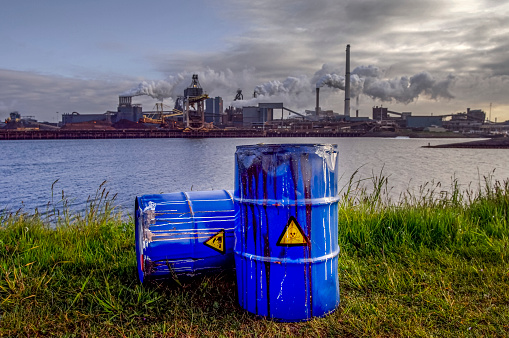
[0,128,495,140]
[423,136,509,149]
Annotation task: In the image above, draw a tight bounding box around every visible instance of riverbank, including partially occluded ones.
[423,135,509,148]
[361,130,491,138]
[0,128,362,140]
[1,177,508,336]
[0,128,496,140]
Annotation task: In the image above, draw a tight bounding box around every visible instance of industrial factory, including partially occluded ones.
[2,45,508,138]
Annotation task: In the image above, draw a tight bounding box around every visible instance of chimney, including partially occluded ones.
[119,96,132,106]
[316,87,320,115]
[344,44,351,117]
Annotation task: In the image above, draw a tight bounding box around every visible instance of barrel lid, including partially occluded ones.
[237,143,335,147]
[236,143,337,152]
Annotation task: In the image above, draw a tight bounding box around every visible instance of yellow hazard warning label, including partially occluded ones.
[204,229,225,254]
[277,216,308,246]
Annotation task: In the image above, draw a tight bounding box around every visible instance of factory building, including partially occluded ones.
[242,105,273,127]
[205,97,223,125]
[443,108,486,132]
[116,96,143,123]
[242,103,287,127]
[464,108,486,122]
[223,106,243,127]
[372,106,445,129]
[371,106,409,128]
[406,116,444,128]
[62,112,111,125]
[372,106,389,121]
[62,96,143,126]
[370,106,492,131]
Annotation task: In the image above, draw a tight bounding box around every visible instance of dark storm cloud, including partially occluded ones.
[484,58,509,77]
[132,0,509,117]
[151,0,507,81]
[482,42,509,76]
[151,36,320,81]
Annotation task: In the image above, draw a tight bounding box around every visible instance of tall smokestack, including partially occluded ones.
[344,44,351,117]
[316,87,320,115]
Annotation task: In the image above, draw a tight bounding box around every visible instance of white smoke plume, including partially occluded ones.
[254,76,310,96]
[351,65,383,78]
[232,75,314,109]
[315,65,455,104]
[121,74,185,101]
[121,68,253,104]
[121,65,455,111]
[315,73,366,98]
[362,71,455,103]
[315,73,344,90]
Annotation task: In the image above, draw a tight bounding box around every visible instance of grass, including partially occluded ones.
[1,175,508,337]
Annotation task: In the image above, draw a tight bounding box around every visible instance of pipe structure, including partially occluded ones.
[315,87,320,115]
[344,44,350,117]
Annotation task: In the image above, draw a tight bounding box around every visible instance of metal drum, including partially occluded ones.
[234,144,340,322]
[135,190,235,283]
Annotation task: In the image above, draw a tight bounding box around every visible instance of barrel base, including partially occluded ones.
[236,301,340,323]
[235,254,340,322]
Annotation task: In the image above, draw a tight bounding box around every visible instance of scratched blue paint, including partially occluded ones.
[135,190,235,283]
[234,144,340,322]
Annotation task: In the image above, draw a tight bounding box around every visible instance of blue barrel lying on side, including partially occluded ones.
[234,144,340,322]
[135,190,235,283]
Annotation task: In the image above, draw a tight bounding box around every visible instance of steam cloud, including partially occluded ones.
[315,65,455,104]
[231,76,314,109]
[121,69,251,103]
[122,65,455,110]
[120,74,185,101]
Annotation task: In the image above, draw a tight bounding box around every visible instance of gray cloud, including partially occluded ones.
[0,69,132,120]
[1,0,509,121]
[312,66,455,104]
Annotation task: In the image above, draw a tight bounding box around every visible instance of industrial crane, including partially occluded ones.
[234,89,243,101]
[183,74,209,129]
[139,102,183,125]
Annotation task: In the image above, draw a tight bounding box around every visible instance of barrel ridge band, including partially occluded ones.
[233,196,341,206]
[234,247,340,264]
[223,189,234,203]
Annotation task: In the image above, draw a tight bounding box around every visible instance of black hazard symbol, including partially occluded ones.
[204,229,226,254]
[277,216,309,246]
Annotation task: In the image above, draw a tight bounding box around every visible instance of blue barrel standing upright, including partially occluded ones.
[135,190,235,283]
[234,144,340,322]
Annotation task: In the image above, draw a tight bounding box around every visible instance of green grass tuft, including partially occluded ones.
[1,175,508,337]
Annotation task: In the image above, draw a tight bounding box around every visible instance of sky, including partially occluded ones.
[1,0,508,123]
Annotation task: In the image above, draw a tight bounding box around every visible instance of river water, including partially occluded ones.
[1,137,508,215]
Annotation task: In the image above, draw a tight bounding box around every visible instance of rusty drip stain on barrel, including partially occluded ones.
[234,144,340,321]
[301,153,314,317]
[289,151,311,314]
[262,156,271,318]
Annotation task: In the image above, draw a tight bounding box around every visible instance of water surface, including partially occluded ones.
[1,137,508,214]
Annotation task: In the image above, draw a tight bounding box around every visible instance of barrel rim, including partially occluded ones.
[232,196,341,205]
[134,195,145,283]
[234,248,340,264]
[236,143,337,149]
